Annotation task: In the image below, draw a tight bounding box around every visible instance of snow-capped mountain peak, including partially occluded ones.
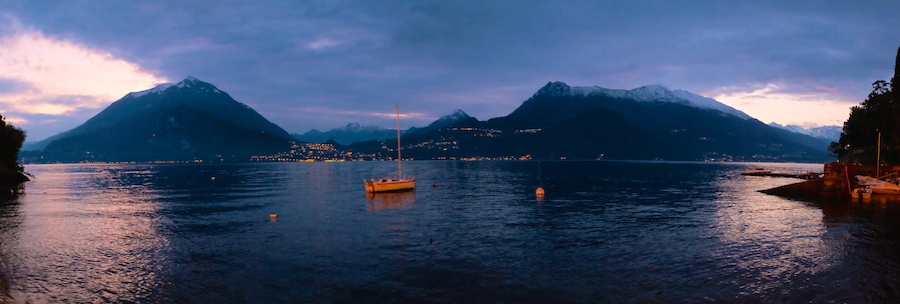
[126,83,174,98]
[176,76,201,88]
[414,109,475,132]
[175,76,222,93]
[769,123,842,141]
[539,81,752,120]
[124,77,224,99]
[340,123,387,132]
[443,109,472,121]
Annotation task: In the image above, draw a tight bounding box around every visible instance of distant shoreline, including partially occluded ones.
[20,159,833,165]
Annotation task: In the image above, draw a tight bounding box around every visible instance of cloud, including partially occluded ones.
[1,115,26,124]
[708,82,854,127]
[0,30,168,107]
[1,0,898,138]
[0,19,167,139]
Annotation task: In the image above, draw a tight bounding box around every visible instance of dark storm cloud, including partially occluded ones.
[3,0,899,135]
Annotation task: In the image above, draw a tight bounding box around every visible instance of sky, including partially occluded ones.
[0,1,898,141]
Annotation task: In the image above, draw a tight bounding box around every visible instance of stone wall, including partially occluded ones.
[822,162,851,198]
[822,162,900,198]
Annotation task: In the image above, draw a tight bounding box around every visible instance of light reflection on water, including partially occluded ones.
[366,192,416,211]
[711,164,836,301]
[0,165,168,303]
[1,161,900,302]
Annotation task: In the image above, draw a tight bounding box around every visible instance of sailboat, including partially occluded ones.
[854,131,900,196]
[365,105,416,193]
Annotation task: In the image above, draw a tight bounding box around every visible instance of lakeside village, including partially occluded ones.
[250,124,777,163]
[36,138,783,165]
[250,142,768,163]
[29,140,536,165]
[253,140,537,163]
[250,139,766,163]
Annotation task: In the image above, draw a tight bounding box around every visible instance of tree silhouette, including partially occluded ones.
[0,114,27,182]
[830,47,900,164]
[894,46,899,99]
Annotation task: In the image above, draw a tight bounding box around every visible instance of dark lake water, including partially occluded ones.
[2,161,900,303]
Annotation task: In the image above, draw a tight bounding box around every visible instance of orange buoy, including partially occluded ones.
[535,187,545,197]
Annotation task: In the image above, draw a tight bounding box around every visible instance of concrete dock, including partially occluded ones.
[759,162,900,200]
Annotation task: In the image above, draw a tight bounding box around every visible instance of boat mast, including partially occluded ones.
[396,105,402,179]
[877,130,882,178]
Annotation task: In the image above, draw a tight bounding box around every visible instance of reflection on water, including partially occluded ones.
[366,191,416,211]
[0,165,168,303]
[2,161,900,302]
[711,167,836,300]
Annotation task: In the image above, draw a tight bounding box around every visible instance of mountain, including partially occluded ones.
[293,110,474,145]
[20,141,38,151]
[406,109,475,135]
[560,83,752,119]
[769,123,842,142]
[351,82,833,162]
[426,109,474,129]
[808,126,842,142]
[293,123,397,145]
[23,77,294,162]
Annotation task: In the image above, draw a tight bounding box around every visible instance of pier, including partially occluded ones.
[742,171,821,179]
[761,162,900,200]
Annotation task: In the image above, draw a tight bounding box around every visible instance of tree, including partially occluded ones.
[830,46,900,164]
[0,114,27,172]
[0,114,28,192]
[894,46,899,99]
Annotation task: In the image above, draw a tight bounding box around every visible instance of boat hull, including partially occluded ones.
[365,178,416,193]
[871,187,900,195]
[856,175,900,195]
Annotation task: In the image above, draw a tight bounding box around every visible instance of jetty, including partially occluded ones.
[743,171,821,179]
[761,162,892,200]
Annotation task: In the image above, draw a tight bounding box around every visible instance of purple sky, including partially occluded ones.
[1,1,899,141]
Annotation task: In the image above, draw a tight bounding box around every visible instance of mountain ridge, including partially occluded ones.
[351,81,833,162]
[24,77,294,162]
[768,122,841,142]
[535,82,752,119]
[293,123,397,145]
[406,109,475,136]
[21,79,834,163]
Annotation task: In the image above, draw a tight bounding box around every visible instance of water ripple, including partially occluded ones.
[1,161,900,302]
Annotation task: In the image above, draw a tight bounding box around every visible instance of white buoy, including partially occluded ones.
[211,176,216,181]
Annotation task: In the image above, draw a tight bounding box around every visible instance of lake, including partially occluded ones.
[1,161,900,303]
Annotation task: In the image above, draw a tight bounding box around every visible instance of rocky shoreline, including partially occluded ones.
[0,170,29,197]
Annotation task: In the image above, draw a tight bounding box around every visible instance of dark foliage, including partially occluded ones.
[895,46,899,91]
[0,114,28,187]
[830,47,899,164]
[0,115,25,171]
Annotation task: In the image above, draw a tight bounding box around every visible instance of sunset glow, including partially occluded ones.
[0,30,167,118]
[707,84,853,127]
